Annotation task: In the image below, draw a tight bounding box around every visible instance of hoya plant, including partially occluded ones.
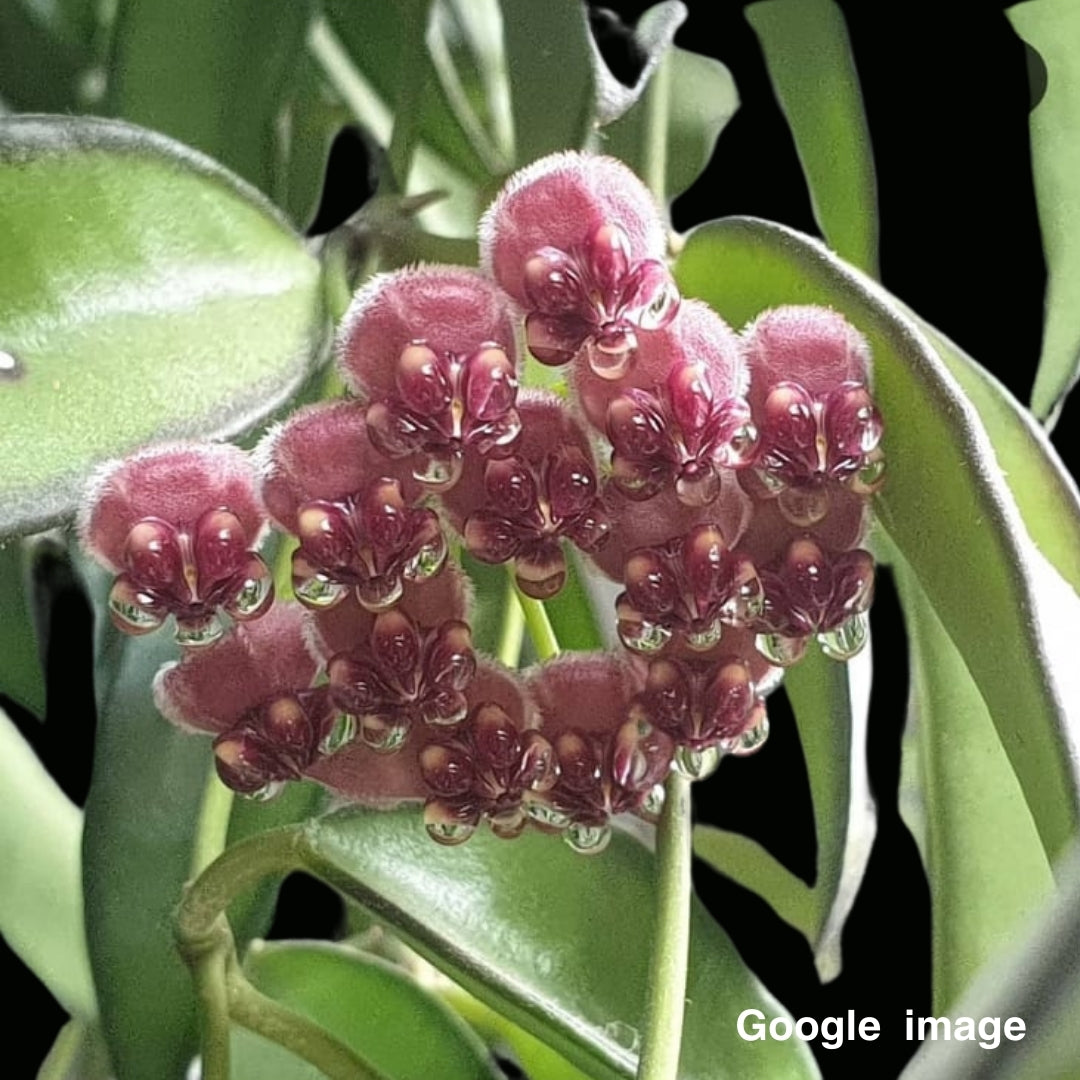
[2,2,1080,1079]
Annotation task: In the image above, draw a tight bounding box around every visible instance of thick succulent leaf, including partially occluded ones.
[675,216,1080,861]
[746,0,878,275]
[83,628,207,1080]
[105,0,315,193]
[1006,0,1080,423]
[0,705,95,1020]
[912,319,1080,591]
[0,116,328,539]
[500,0,596,164]
[599,37,738,207]
[893,554,1053,1015]
[322,0,499,184]
[299,807,821,1080]
[784,644,875,981]
[0,538,45,716]
[695,644,874,983]
[588,0,686,126]
[0,1,89,112]
[900,844,1080,1080]
[235,941,500,1080]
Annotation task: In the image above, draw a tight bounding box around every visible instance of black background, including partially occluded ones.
[4,1,1068,1077]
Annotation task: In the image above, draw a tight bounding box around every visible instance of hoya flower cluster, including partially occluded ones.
[80,152,884,855]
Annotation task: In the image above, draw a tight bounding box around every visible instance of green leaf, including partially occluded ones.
[500,0,596,164]
[911,320,1080,589]
[0,538,45,716]
[0,1,89,112]
[894,554,1053,1015]
[236,940,500,1080]
[0,115,328,539]
[675,217,1080,861]
[321,0,499,184]
[589,1,686,127]
[105,0,315,193]
[442,984,596,1080]
[274,57,352,231]
[694,647,874,982]
[1006,0,1080,423]
[299,808,821,1080]
[899,844,1080,1080]
[746,0,878,275]
[599,19,739,205]
[0,705,95,1020]
[83,629,207,1080]
[36,1020,112,1080]
[784,647,875,981]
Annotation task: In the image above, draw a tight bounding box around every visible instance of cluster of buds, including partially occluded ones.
[80,150,884,850]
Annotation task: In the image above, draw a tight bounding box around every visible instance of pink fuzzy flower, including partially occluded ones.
[309,660,529,813]
[742,306,885,525]
[525,655,672,853]
[338,267,522,490]
[631,655,769,760]
[79,443,272,647]
[480,152,678,379]
[614,523,764,656]
[576,301,756,506]
[751,537,876,665]
[439,391,611,600]
[323,608,477,753]
[154,604,347,798]
[257,401,446,612]
[419,682,556,845]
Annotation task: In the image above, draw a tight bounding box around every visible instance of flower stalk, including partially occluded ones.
[177,825,391,1080]
[636,770,693,1080]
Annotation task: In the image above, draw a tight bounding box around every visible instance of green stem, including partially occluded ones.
[183,765,238,1080]
[177,828,304,1079]
[178,826,391,1079]
[497,574,526,667]
[636,771,693,1080]
[177,826,305,947]
[190,766,235,879]
[189,918,233,1080]
[387,0,435,189]
[510,572,561,661]
[642,52,672,209]
[226,952,390,1080]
